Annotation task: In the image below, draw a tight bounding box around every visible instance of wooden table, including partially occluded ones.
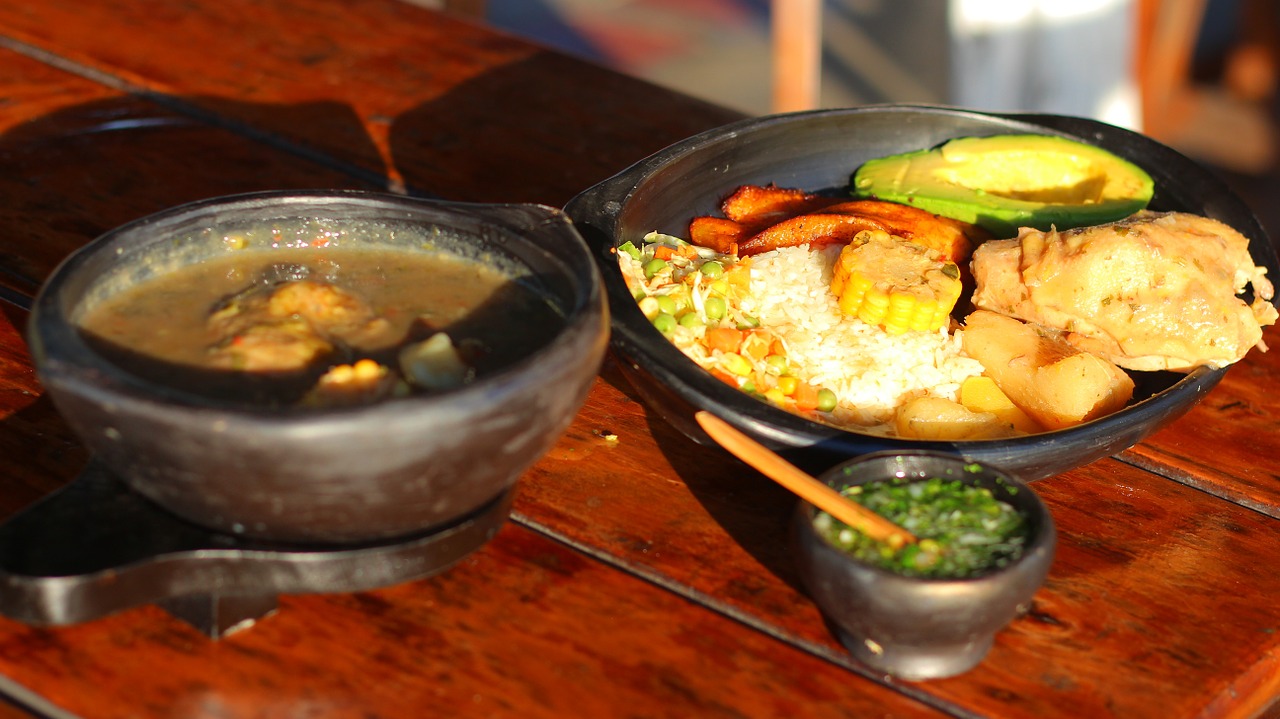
[0,2,1277,717]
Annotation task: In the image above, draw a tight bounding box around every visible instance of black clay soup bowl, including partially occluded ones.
[564,105,1280,480]
[793,450,1056,680]
[28,190,608,544]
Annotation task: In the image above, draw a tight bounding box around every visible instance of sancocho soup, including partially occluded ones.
[75,217,566,409]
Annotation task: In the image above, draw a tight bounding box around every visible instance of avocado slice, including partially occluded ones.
[851,134,1155,238]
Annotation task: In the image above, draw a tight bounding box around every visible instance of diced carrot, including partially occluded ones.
[725,263,752,291]
[740,331,772,361]
[704,327,744,353]
[794,382,821,411]
[709,368,740,387]
[652,245,677,261]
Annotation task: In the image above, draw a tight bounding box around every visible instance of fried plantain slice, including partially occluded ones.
[701,187,990,263]
[720,184,844,228]
[689,216,745,255]
[736,213,888,256]
[821,199,989,263]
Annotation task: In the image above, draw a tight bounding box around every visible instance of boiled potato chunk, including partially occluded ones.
[961,310,1134,430]
[895,395,1021,440]
[959,375,1044,434]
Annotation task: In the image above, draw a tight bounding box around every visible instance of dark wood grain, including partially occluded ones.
[515,357,1280,719]
[0,0,741,207]
[1121,323,1280,516]
[0,47,382,299]
[0,306,83,515]
[0,524,950,719]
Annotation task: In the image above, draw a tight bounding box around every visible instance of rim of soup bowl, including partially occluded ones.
[29,189,607,425]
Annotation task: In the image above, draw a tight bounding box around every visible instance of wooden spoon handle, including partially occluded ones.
[695,411,916,545]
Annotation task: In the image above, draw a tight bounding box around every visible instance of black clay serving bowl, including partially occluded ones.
[793,451,1056,680]
[28,190,609,544]
[564,104,1280,480]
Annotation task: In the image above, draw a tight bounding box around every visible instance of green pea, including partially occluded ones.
[765,354,789,375]
[656,294,677,314]
[678,312,703,328]
[817,388,838,412]
[704,296,727,320]
[643,258,668,279]
[652,312,676,333]
[699,261,725,277]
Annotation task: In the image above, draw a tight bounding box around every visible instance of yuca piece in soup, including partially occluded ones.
[77,246,564,408]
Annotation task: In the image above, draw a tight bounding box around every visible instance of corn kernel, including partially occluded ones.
[720,352,752,376]
[830,230,962,334]
[778,376,799,395]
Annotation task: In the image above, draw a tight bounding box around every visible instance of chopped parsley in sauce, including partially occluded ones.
[814,476,1029,579]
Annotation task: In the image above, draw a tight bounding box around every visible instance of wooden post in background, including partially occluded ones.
[772,0,822,112]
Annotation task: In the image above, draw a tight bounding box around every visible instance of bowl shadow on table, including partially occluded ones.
[615,372,824,600]
[385,52,744,208]
[0,303,88,519]
[0,95,391,300]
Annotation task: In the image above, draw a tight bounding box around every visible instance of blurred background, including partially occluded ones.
[413,0,1280,236]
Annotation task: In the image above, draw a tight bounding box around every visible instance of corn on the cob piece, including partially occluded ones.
[830,230,963,334]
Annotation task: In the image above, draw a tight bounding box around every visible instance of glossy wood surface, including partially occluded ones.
[0,1,1276,717]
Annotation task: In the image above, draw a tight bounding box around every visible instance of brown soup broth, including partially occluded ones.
[76,246,565,407]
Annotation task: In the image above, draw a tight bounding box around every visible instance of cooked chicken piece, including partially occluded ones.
[206,280,393,372]
[206,317,334,372]
[970,211,1278,371]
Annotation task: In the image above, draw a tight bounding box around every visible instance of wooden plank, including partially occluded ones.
[0,511,946,718]
[0,0,742,207]
[0,47,382,297]
[1121,323,1280,516]
[515,357,1280,718]
[0,307,83,515]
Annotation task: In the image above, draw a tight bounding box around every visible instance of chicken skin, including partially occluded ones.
[970,211,1278,371]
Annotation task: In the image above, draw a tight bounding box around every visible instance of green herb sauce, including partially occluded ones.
[814,477,1029,579]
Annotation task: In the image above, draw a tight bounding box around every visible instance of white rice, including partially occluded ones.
[741,244,983,428]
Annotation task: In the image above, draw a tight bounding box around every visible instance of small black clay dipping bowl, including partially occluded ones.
[564,105,1280,480]
[28,190,608,544]
[793,451,1056,680]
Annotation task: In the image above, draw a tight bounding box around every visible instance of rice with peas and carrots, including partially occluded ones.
[618,232,983,435]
